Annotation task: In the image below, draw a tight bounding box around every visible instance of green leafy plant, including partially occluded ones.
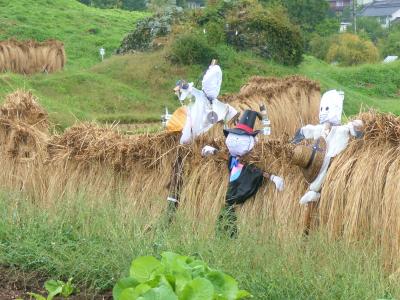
[28,278,75,300]
[113,252,252,300]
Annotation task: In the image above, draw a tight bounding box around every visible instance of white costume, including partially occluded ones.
[177,65,237,144]
[297,90,363,204]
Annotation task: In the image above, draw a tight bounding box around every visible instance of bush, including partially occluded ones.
[357,17,386,44]
[116,8,184,54]
[204,21,226,45]
[309,34,334,60]
[225,0,304,65]
[169,33,218,65]
[326,33,379,66]
[378,27,400,58]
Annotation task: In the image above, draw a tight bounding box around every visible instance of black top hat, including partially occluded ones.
[224,110,261,137]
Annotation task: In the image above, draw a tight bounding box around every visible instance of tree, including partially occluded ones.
[357,17,386,44]
[122,0,147,10]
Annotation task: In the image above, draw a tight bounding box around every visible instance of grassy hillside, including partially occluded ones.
[0,0,147,68]
[0,0,399,129]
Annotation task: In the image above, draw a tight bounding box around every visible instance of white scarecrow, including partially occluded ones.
[165,61,237,222]
[292,90,363,205]
[173,61,238,144]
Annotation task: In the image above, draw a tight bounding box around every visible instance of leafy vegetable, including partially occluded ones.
[27,278,75,300]
[113,252,251,300]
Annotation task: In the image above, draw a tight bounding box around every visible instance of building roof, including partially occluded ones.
[360,0,400,17]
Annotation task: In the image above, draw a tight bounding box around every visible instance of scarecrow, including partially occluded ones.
[291,90,363,233]
[166,60,238,221]
[172,61,238,144]
[202,109,284,238]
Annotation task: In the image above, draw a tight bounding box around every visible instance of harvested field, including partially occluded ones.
[0,39,66,74]
[2,83,400,273]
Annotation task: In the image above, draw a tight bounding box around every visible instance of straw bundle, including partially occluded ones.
[0,39,66,74]
[2,90,400,270]
[220,75,321,137]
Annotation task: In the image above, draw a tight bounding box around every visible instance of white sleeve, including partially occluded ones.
[301,124,324,140]
[180,107,193,144]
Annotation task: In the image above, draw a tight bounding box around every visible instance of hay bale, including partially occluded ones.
[0,90,49,132]
[0,91,49,160]
[220,75,321,137]
[0,39,66,74]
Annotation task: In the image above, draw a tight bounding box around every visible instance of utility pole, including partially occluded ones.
[353,0,357,33]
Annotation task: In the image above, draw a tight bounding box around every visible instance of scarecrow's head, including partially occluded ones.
[319,90,344,126]
[224,110,261,157]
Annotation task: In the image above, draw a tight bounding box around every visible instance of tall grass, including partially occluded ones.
[0,189,397,299]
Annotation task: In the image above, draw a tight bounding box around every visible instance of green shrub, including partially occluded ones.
[204,21,226,45]
[225,0,304,66]
[113,252,251,300]
[378,27,400,58]
[357,17,386,44]
[169,33,218,65]
[309,34,334,60]
[326,33,379,66]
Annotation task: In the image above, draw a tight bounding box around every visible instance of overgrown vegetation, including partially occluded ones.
[0,191,398,299]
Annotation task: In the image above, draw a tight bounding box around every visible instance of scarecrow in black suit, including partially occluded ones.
[202,109,285,238]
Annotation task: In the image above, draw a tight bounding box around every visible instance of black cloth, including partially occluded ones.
[225,156,264,206]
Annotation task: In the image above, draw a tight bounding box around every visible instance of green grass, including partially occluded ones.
[0,190,397,299]
[0,0,147,69]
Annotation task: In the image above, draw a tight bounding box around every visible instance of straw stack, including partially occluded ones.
[2,86,400,271]
[0,39,66,74]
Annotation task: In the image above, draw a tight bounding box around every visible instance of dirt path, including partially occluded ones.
[0,266,111,300]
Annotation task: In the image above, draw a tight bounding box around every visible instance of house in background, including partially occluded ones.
[360,0,400,27]
[329,0,352,12]
[328,0,373,12]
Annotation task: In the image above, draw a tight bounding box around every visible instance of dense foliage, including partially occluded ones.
[113,252,251,300]
[326,33,379,66]
[169,33,218,65]
[78,0,147,11]
[117,7,184,53]
[224,1,304,65]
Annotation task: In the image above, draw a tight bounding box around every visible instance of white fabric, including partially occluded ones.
[202,65,222,100]
[298,120,363,204]
[178,82,194,102]
[225,133,255,157]
[300,191,320,205]
[179,86,237,144]
[319,90,344,126]
[201,145,218,157]
[270,175,284,192]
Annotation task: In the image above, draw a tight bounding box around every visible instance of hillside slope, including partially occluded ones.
[0,0,399,129]
[0,0,146,68]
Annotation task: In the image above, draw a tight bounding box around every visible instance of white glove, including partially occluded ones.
[300,191,320,205]
[270,175,284,192]
[201,145,218,157]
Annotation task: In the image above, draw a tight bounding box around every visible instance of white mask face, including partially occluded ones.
[319,90,344,126]
[225,133,255,157]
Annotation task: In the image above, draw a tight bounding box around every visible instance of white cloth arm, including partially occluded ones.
[301,124,324,140]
